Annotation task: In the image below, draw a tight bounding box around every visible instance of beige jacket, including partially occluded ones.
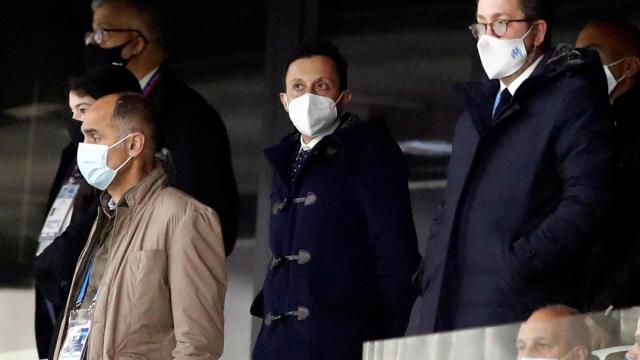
[53,167,226,359]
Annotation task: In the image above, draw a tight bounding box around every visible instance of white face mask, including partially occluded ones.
[477,26,534,79]
[77,134,134,191]
[604,58,627,95]
[285,93,343,138]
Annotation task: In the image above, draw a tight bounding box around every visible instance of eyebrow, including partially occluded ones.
[477,12,510,21]
[74,103,92,108]
[83,128,98,135]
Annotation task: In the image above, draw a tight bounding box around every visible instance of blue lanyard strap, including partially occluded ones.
[75,258,97,308]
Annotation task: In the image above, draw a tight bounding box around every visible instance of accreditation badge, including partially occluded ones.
[59,307,94,360]
[36,183,80,255]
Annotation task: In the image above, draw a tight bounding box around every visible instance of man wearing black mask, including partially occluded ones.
[86,0,239,255]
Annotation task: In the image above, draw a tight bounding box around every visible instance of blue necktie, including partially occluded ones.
[492,88,512,120]
[290,149,311,181]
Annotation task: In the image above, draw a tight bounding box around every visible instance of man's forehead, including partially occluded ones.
[477,0,524,19]
[93,3,136,29]
[84,97,117,126]
[286,56,339,81]
[519,317,565,341]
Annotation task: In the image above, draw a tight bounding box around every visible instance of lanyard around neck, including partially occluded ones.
[75,257,99,308]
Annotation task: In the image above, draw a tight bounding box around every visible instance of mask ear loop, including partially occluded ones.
[333,92,346,119]
[107,133,134,150]
[114,154,133,172]
[520,23,539,65]
[108,133,135,172]
[520,24,535,41]
[606,57,630,84]
[605,57,627,68]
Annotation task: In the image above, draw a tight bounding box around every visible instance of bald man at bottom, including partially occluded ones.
[516,305,591,360]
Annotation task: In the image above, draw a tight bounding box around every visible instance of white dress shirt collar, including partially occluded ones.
[139,66,160,90]
[500,54,545,95]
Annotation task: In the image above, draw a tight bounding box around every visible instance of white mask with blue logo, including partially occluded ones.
[477,26,534,79]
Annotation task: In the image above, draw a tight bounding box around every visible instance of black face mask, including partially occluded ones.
[85,43,130,67]
[67,118,84,144]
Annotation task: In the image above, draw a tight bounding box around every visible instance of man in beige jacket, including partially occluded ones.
[52,93,226,359]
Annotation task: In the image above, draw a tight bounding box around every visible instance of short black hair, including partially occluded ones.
[283,39,349,91]
[91,0,170,48]
[517,0,555,51]
[112,92,158,158]
[587,19,640,56]
[69,66,141,99]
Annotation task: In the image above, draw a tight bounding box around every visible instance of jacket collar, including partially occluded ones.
[263,112,363,182]
[612,82,640,129]
[458,46,605,135]
[100,166,167,212]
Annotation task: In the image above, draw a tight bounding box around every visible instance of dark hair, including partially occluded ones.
[91,0,170,48]
[112,92,158,157]
[283,39,349,91]
[517,0,555,51]
[69,66,141,99]
[588,19,640,56]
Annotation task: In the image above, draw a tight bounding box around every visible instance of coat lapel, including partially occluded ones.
[457,80,499,136]
[264,135,299,184]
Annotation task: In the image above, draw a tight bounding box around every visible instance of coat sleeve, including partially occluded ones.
[413,200,445,293]
[168,206,227,359]
[355,133,421,337]
[508,78,614,281]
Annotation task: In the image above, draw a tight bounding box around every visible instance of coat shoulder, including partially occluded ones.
[152,186,220,223]
[155,70,225,129]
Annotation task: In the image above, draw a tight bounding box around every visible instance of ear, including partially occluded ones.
[279,93,289,112]
[573,346,589,360]
[532,20,547,48]
[130,34,147,56]
[623,56,640,78]
[127,132,146,158]
[337,90,353,109]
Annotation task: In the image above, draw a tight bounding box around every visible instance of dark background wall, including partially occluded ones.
[0,0,638,289]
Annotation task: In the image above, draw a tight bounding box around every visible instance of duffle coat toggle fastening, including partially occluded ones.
[264,306,310,326]
[271,192,317,215]
[270,249,311,270]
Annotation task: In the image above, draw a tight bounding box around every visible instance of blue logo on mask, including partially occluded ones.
[511,48,523,59]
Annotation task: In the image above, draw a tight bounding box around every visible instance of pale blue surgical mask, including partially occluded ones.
[77,134,133,191]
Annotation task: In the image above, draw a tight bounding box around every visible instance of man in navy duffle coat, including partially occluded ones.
[416,0,615,333]
[251,40,421,360]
